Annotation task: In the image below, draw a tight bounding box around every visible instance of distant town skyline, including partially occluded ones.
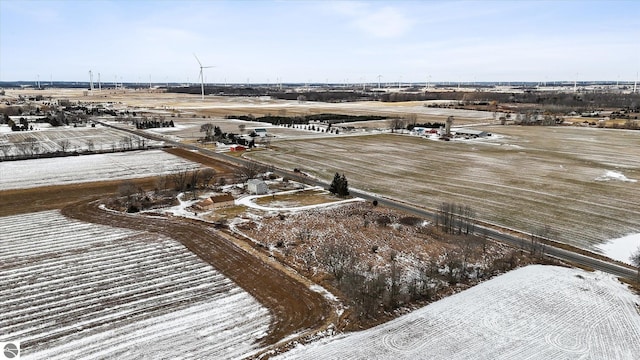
[1,0,639,83]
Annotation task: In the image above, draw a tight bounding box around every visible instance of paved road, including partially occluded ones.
[100,121,639,281]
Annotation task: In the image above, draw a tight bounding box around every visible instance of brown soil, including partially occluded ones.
[0,147,332,354]
[0,148,235,217]
[163,147,237,173]
[0,177,158,217]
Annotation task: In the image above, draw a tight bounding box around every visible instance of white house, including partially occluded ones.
[247,179,268,195]
[254,128,268,137]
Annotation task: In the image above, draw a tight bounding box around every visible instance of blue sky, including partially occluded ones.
[1,0,639,83]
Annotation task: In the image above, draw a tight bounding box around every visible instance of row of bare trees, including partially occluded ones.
[168,168,218,195]
[317,233,522,320]
[0,135,150,160]
[435,202,476,235]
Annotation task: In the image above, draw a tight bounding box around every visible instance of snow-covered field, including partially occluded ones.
[277,265,640,360]
[0,210,271,359]
[0,149,201,190]
[0,125,162,157]
[597,233,640,265]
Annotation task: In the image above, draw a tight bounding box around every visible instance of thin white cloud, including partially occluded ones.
[329,1,413,38]
[352,6,413,38]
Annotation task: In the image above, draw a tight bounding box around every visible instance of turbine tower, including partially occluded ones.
[194,53,214,100]
[89,70,94,92]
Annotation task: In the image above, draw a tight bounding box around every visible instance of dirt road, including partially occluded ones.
[60,199,331,348]
[2,146,331,353]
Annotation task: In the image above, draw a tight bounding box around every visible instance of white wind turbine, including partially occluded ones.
[194,53,214,100]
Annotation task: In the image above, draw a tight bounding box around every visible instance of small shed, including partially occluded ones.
[195,193,235,210]
[247,179,268,195]
[230,145,246,152]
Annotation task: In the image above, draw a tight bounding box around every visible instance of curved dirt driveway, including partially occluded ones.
[61,199,331,349]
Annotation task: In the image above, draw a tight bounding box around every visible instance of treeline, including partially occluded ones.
[167,86,267,96]
[3,114,88,130]
[135,119,175,129]
[199,123,256,147]
[0,142,161,162]
[381,91,640,110]
[407,122,445,130]
[226,113,387,125]
[270,91,372,102]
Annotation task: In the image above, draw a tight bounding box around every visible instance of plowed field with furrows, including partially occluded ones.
[276,266,640,360]
[247,127,640,249]
[0,126,161,157]
[60,200,332,347]
[0,211,271,359]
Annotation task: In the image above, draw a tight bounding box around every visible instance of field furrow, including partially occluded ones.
[248,128,640,248]
[0,210,274,358]
[275,265,640,360]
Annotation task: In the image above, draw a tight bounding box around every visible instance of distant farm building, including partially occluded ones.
[453,129,491,138]
[412,127,439,136]
[194,193,235,210]
[254,128,268,137]
[230,145,246,152]
[247,179,268,195]
[411,127,428,135]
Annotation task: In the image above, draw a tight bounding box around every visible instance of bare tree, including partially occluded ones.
[0,144,12,158]
[120,136,133,150]
[57,139,71,153]
[437,202,475,235]
[154,175,168,193]
[188,169,201,199]
[388,252,402,309]
[389,118,405,133]
[320,242,355,282]
[170,170,190,192]
[118,181,140,199]
[20,137,39,156]
[238,124,246,134]
[85,139,95,152]
[199,168,216,189]
[200,123,214,141]
[135,136,147,149]
[530,225,552,257]
[235,161,267,182]
[405,113,418,128]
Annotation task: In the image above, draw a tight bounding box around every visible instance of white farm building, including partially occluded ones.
[453,128,491,138]
[247,179,268,195]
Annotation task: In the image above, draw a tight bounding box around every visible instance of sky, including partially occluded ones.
[1,0,639,84]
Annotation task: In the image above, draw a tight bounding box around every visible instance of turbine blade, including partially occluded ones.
[193,53,203,67]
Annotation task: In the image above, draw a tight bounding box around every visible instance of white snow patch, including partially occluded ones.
[596,233,640,265]
[235,187,364,212]
[309,284,339,302]
[595,170,637,182]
